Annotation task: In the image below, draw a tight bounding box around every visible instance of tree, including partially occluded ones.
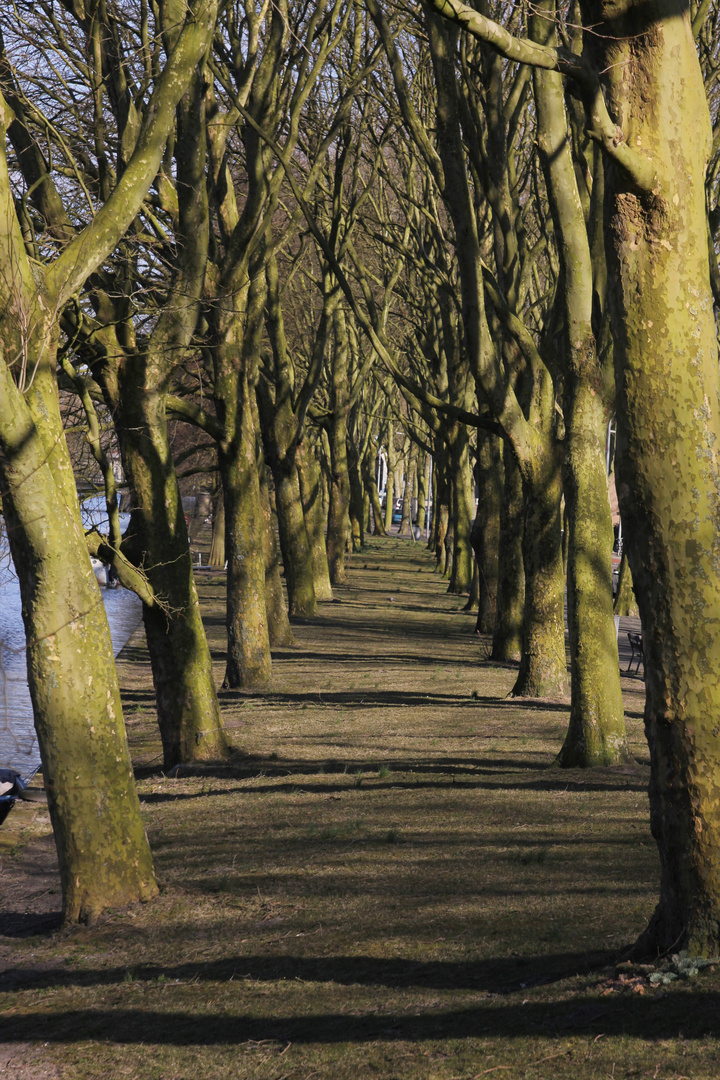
[0,0,219,921]
[430,0,720,957]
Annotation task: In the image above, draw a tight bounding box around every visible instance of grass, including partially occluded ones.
[0,535,717,1078]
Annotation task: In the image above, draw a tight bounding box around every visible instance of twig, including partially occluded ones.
[473,1048,570,1078]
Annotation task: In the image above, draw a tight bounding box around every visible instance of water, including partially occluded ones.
[0,497,143,777]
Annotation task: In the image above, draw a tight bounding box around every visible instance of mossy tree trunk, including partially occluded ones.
[588,0,720,952]
[447,431,474,594]
[0,0,220,917]
[297,437,334,600]
[0,356,159,923]
[433,451,451,568]
[425,10,567,697]
[472,432,502,634]
[614,550,637,617]
[327,307,352,584]
[117,383,229,767]
[528,4,626,759]
[0,0,220,920]
[443,509,455,580]
[383,467,395,533]
[416,453,429,534]
[259,463,294,647]
[209,483,226,568]
[212,280,272,689]
[363,444,387,537]
[257,252,335,618]
[348,442,366,552]
[511,444,567,698]
[491,445,524,661]
[399,440,416,537]
[270,459,318,618]
[68,42,231,767]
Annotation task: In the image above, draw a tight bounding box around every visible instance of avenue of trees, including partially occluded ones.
[2,0,720,955]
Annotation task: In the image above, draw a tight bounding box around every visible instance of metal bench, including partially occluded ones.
[627,631,644,677]
[0,767,42,826]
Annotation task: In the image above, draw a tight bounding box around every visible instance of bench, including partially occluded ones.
[0,767,42,827]
[627,631,644,677]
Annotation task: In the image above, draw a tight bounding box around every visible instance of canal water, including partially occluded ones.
[0,498,143,777]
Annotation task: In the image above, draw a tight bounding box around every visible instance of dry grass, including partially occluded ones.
[1,537,718,1079]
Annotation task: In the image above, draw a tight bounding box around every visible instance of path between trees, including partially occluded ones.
[3,538,717,1080]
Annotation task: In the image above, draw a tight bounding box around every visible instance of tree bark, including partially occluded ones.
[529,4,626,761]
[447,431,474,593]
[363,445,387,537]
[0,360,158,924]
[512,446,568,698]
[348,441,366,551]
[416,452,429,534]
[297,438,334,600]
[209,483,226,568]
[491,444,524,661]
[399,441,414,536]
[472,433,502,634]
[117,387,229,767]
[213,300,272,689]
[327,309,352,583]
[589,0,720,953]
[259,465,294,647]
[272,460,318,617]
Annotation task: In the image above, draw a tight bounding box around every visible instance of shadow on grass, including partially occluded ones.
[134,753,648,795]
[0,988,717,1043]
[0,911,62,937]
[212,688,570,711]
[0,949,614,994]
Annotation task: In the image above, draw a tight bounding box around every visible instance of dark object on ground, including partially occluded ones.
[627,632,644,677]
[0,767,43,826]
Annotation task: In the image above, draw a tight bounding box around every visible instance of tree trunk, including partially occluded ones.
[614,550,638,617]
[362,444,386,537]
[399,442,414,536]
[348,443,365,552]
[432,447,450,565]
[0,362,158,924]
[529,9,627,763]
[259,465,294,647]
[117,383,229,768]
[589,0,720,953]
[556,379,628,765]
[448,431,474,594]
[327,411,351,584]
[216,349,272,690]
[297,439,333,600]
[209,483,225,568]
[512,449,568,698]
[472,433,502,634]
[463,559,480,613]
[383,468,395,533]
[327,311,352,583]
[416,452,429,534]
[443,511,454,580]
[491,444,524,662]
[273,461,318,617]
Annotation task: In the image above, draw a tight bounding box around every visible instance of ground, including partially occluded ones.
[0,536,717,1079]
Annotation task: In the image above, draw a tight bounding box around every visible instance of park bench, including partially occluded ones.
[0,767,42,827]
[627,631,644,678]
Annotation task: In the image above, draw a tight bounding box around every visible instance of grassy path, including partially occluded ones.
[1,537,718,1079]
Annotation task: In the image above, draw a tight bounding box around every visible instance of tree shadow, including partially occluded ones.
[0,948,614,994]
[1,989,717,1045]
